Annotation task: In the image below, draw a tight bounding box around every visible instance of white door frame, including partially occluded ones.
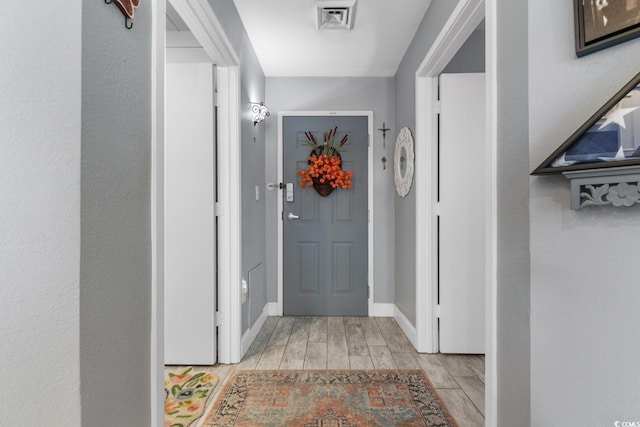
[151,0,242,424]
[277,111,375,316]
[413,0,496,424]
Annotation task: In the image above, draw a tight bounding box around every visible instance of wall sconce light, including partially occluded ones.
[251,102,270,126]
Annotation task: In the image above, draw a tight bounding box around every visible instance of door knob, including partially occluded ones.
[287,213,300,220]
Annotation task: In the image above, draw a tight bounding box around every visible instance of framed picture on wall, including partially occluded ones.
[575,0,640,57]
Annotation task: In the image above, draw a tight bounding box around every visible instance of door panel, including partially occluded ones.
[438,73,486,354]
[164,62,216,364]
[299,243,319,293]
[283,116,368,316]
[333,243,353,292]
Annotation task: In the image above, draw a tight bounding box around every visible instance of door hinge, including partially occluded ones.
[434,304,441,318]
[367,285,370,298]
[434,202,441,216]
[367,209,370,222]
[434,100,441,114]
[367,134,371,147]
[215,202,222,217]
[215,311,223,327]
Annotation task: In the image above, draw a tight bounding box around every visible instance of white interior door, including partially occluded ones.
[438,73,486,354]
[164,62,217,364]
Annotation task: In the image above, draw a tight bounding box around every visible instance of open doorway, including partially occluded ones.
[164,1,218,365]
[413,0,494,423]
[414,1,486,354]
[151,0,243,424]
[156,0,242,364]
[436,22,486,354]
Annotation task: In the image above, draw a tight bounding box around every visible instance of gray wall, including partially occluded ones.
[495,0,530,425]
[5,1,154,424]
[240,62,267,333]
[394,0,459,326]
[238,36,267,334]
[209,0,267,334]
[1,2,82,425]
[442,27,485,74]
[265,77,396,306]
[529,0,640,425]
[80,1,152,425]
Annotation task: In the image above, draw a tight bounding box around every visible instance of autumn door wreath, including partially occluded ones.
[296,127,353,197]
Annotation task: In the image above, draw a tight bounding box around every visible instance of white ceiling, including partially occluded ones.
[232,0,432,77]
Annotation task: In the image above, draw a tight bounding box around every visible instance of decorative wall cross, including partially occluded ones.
[378,122,390,171]
[378,122,390,150]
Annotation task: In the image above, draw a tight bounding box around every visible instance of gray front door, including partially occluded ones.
[283,115,368,316]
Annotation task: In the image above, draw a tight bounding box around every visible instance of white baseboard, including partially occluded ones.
[370,303,394,317]
[267,302,278,316]
[262,302,398,319]
[393,305,417,348]
[241,304,269,356]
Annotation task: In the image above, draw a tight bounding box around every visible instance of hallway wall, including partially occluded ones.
[493,0,531,424]
[1,2,82,425]
[3,1,154,425]
[265,77,396,307]
[529,1,640,425]
[80,1,152,425]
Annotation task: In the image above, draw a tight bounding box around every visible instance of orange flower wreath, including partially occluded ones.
[296,127,353,190]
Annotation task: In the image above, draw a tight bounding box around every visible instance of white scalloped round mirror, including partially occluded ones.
[394,127,414,198]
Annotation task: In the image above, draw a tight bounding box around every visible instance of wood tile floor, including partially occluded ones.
[189,316,485,427]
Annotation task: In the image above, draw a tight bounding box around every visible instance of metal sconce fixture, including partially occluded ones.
[251,102,270,126]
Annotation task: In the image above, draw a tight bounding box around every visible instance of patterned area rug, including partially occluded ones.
[203,370,457,426]
[164,366,218,427]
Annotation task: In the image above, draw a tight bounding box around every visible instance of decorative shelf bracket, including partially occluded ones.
[563,166,640,209]
[533,72,640,210]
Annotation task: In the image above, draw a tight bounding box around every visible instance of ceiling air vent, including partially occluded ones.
[315,0,357,30]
